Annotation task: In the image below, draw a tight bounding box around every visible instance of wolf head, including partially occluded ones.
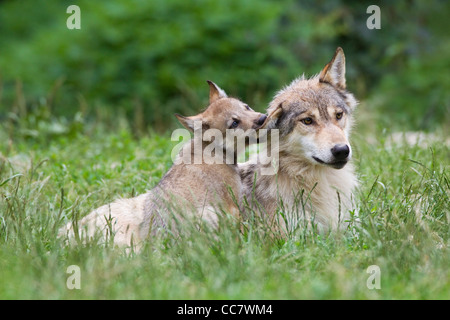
[175,81,281,158]
[267,47,358,170]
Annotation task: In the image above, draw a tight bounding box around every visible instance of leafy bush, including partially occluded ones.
[0,0,448,131]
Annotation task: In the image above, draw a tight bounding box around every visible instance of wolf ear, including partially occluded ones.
[175,114,208,133]
[206,80,228,104]
[175,114,196,132]
[319,47,346,90]
[261,103,284,129]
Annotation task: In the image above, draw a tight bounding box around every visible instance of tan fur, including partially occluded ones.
[60,81,281,248]
[59,194,147,249]
[140,82,281,238]
[239,48,359,234]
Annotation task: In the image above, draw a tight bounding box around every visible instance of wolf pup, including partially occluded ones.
[240,47,359,234]
[140,81,282,238]
[60,81,281,247]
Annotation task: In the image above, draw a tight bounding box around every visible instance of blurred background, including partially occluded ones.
[0,0,448,137]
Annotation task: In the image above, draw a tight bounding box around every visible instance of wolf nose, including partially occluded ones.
[331,144,350,160]
[256,114,267,126]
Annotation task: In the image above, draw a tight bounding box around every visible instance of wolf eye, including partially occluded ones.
[244,104,251,111]
[230,120,239,128]
[301,117,313,125]
[336,112,343,120]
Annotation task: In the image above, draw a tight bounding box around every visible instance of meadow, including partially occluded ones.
[0,0,448,300]
[0,99,448,299]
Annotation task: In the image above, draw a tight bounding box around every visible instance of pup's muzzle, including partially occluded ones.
[256,114,267,126]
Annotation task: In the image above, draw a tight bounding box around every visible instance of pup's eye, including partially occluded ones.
[244,104,251,111]
[301,117,313,125]
[336,112,343,120]
[230,120,240,128]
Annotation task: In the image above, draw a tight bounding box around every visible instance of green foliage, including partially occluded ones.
[372,41,450,130]
[0,114,448,299]
[0,1,448,300]
[0,0,448,130]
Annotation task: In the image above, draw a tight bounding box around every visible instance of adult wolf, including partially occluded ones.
[239,47,359,234]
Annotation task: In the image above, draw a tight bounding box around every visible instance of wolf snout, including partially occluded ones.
[331,144,350,161]
[255,114,268,126]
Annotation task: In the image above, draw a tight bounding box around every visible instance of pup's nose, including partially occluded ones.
[331,144,350,160]
[256,114,267,126]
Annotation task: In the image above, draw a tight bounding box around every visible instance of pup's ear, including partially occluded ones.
[206,80,228,104]
[175,114,208,132]
[175,114,195,132]
[319,47,346,90]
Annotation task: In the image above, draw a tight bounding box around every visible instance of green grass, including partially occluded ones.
[0,110,448,299]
